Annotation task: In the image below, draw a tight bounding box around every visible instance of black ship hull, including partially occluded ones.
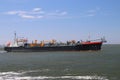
[4,43,102,52]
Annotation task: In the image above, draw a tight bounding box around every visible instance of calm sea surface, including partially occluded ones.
[0,44,120,80]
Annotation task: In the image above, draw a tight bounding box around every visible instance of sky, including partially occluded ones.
[0,0,120,44]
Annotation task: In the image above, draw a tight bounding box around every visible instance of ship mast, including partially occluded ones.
[14,32,17,44]
[13,31,18,47]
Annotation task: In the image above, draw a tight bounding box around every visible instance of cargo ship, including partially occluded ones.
[4,33,106,52]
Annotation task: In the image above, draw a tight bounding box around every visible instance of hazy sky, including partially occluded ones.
[0,0,120,44]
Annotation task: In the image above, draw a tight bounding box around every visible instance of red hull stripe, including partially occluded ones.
[81,42,102,45]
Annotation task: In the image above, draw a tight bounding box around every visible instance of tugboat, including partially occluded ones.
[4,33,106,52]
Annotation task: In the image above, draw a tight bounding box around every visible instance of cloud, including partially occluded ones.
[5,8,67,19]
[47,11,67,16]
[3,7,104,19]
[32,8,42,12]
[86,7,100,17]
[20,14,35,19]
[6,11,26,15]
[6,11,18,15]
[60,11,67,15]
[87,14,95,17]
[19,14,43,19]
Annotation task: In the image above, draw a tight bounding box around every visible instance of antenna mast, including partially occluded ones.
[14,31,17,43]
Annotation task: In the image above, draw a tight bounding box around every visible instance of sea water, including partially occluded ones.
[0,44,120,80]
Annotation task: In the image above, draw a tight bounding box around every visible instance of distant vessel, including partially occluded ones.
[4,33,106,52]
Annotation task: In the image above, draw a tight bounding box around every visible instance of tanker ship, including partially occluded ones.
[4,33,106,52]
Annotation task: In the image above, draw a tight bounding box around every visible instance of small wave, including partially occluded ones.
[19,69,50,74]
[0,71,20,76]
[0,71,109,80]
